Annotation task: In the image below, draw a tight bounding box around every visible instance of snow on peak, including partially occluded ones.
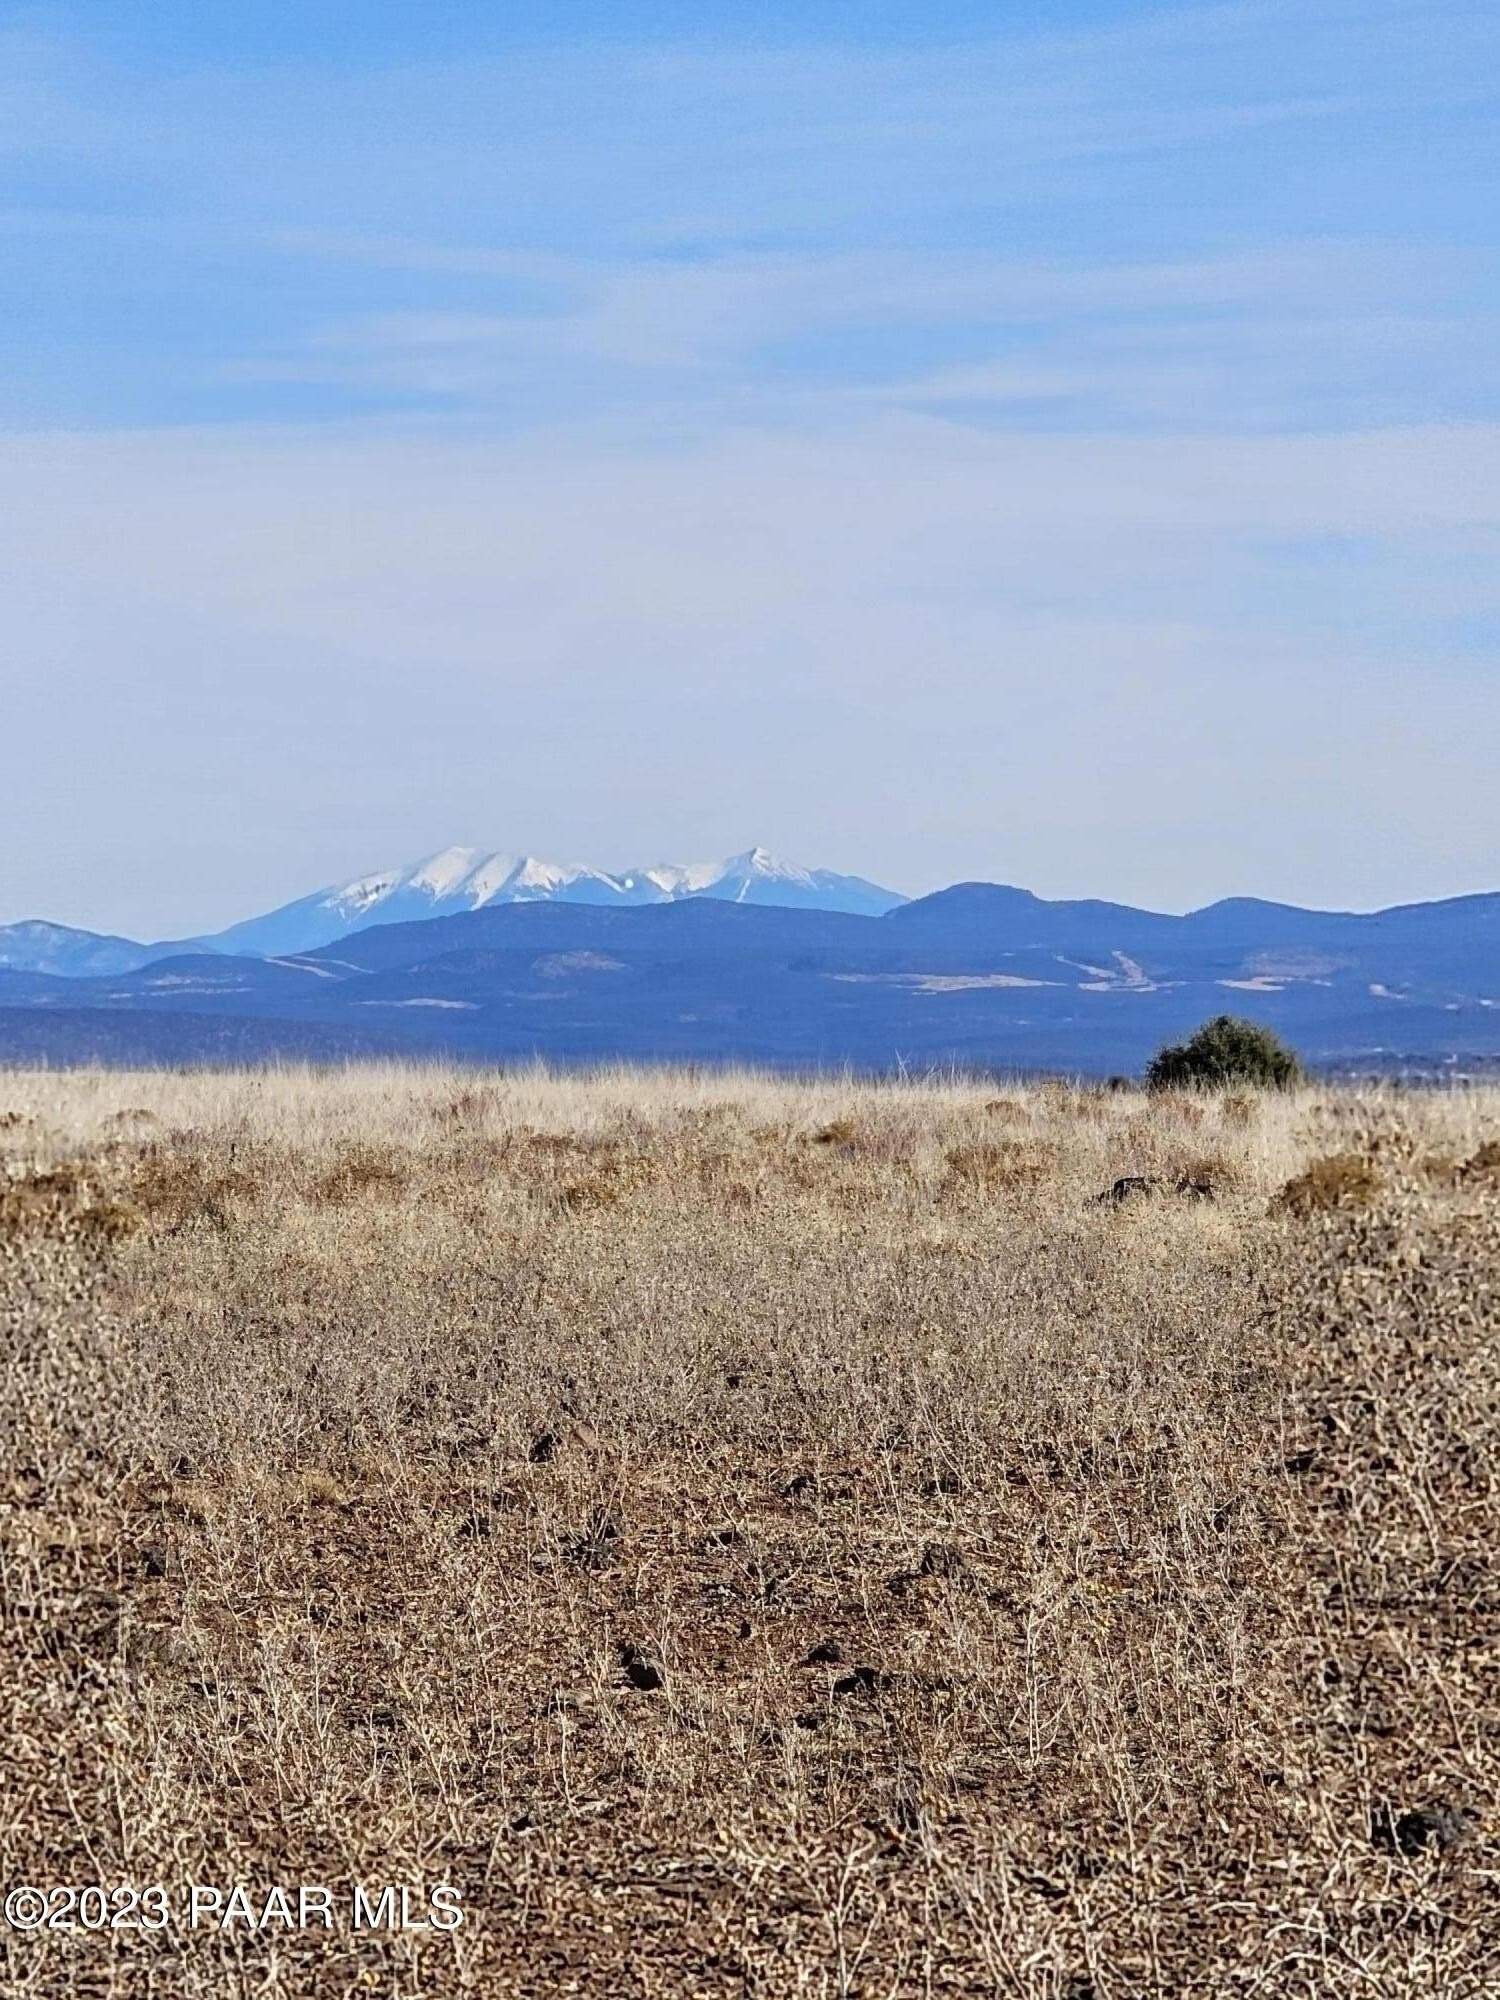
[465,852,524,905]
[508,856,594,894]
[330,869,403,917]
[408,847,486,897]
[396,851,615,908]
[721,847,817,886]
[203,844,905,956]
[638,859,724,895]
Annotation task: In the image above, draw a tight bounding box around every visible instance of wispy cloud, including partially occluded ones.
[3,1,1497,431]
[1,1,1498,927]
[3,413,1498,932]
[226,237,1496,440]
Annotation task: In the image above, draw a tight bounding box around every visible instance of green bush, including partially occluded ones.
[1145,1014,1304,1091]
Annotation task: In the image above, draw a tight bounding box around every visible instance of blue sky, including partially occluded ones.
[3,0,1498,933]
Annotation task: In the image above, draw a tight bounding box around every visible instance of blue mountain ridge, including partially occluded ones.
[2,880,1497,1074]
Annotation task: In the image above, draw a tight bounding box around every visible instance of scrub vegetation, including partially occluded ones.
[2,1064,1496,1996]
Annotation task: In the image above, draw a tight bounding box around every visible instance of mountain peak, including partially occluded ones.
[723,845,807,879]
[408,846,489,896]
[197,845,906,956]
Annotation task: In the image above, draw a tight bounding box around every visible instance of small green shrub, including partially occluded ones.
[1145,1014,1304,1091]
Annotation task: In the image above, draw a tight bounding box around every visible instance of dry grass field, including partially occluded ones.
[1,1064,1497,1997]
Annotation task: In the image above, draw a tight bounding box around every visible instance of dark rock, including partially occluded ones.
[1371,1801,1477,1858]
[1093,1175,1161,1205]
[832,1663,884,1698]
[1093,1174,1215,1206]
[803,1639,846,1665]
[619,1644,664,1692]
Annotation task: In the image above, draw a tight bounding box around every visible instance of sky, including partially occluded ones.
[2,0,1498,936]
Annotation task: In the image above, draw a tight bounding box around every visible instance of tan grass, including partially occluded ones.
[1273,1149,1385,1215]
[1,1064,1496,1994]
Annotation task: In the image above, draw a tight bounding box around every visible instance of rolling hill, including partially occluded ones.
[2,878,1497,1074]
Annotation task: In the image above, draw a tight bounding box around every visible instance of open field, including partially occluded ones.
[2,1065,1497,1996]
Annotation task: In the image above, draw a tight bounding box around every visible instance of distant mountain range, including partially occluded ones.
[0,847,902,975]
[0,920,177,980]
[2,857,1498,1075]
[204,845,904,956]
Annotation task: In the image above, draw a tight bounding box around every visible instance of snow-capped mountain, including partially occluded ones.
[200,847,904,957]
[8,875,1500,1076]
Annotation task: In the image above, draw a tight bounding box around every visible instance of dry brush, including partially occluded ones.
[1,1065,1496,1995]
